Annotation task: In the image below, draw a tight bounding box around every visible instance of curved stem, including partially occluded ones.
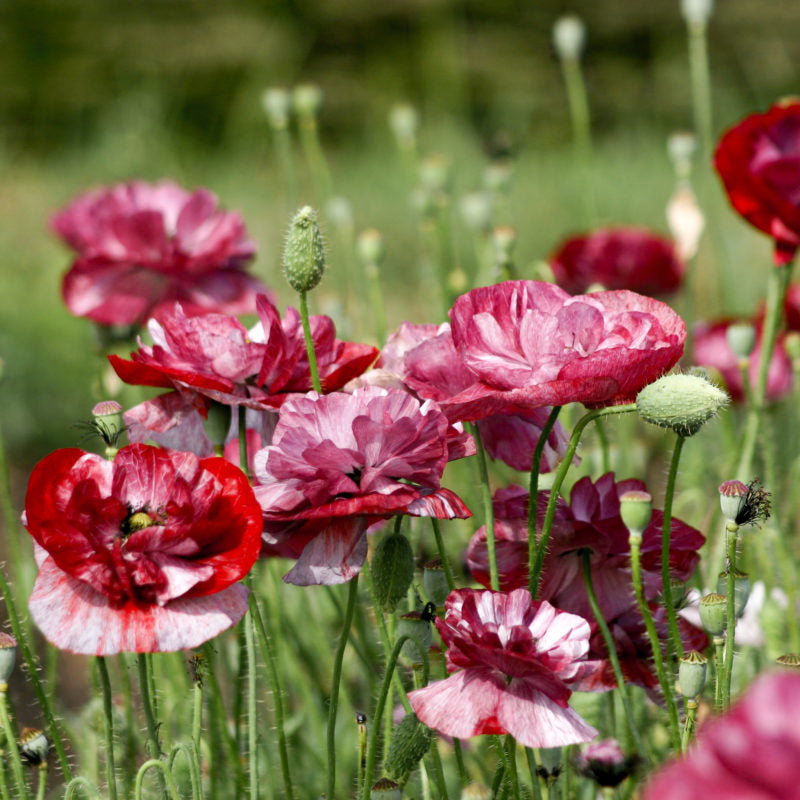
[299,291,322,394]
[167,743,202,800]
[134,760,181,800]
[471,423,499,591]
[327,576,360,800]
[0,687,30,800]
[64,777,102,800]
[661,435,686,666]
[532,404,636,598]
[96,657,118,800]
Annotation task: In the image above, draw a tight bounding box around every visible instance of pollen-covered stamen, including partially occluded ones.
[121,510,157,537]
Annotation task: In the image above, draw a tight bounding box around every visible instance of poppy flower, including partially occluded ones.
[466,474,706,692]
[714,100,800,265]
[252,386,471,585]
[448,281,686,415]
[644,670,800,799]
[692,319,793,402]
[549,228,685,296]
[23,444,263,655]
[52,180,270,325]
[408,588,598,748]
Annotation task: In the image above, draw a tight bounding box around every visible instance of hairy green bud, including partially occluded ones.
[385,713,431,781]
[283,206,326,293]
[371,531,414,613]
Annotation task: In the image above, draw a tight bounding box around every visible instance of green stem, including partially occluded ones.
[504,736,522,800]
[580,551,648,761]
[595,418,611,473]
[532,405,636,598]
[96,657,118,800]
[299,290,322,394]
[430,518,456,592]
[191,679,202,758]
[167,743,202,800]
[662,435,686,667]
[245,601,258,800]
[0,688,29,800]
[629,536,682,752]
[34,765,46,800]
[137,654,161,760]
[525,749,543,800]
[64,777,102,800]
[133,760,181,800]
[713,637,725,711]
[471,423,499,591]
[681,700,698,752]
[528,406,562,597]
[0,748,9,800]
[327,576,360,800]
[723,526,739,709]
[686,20,713,161]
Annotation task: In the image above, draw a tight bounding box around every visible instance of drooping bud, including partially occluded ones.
[370,778,402,800]
[19,728,50,766]
[716,570,751,618]
[292,83,323,119]
[422,559,450,606]
[398,607,434,663]
[261,87,291,129]
[619,491,653,539]
[283,206,326,293]
[553,15,587,61]
[636,372,728,437]
[574,739,633,788]
[725,323,756,360]
[679,650,708,698]
[698,592,727,636]
[0,633,17,683]
[776,653,800,669]
[371,531,415,612]
[385,713,432,781]
[719,479,771,527]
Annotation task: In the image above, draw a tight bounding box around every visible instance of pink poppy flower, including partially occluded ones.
[549,228,685,296]
[408,588,598,748]
[692,319,793,402]
[252,386,471,585]
[466,474,707,692]
[23,444,263,655]
[52,180,270,325]
[644,670,800,799]
[714,100,800,265]
[449,281,686,414]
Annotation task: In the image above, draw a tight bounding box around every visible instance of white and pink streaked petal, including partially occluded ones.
[29,558,248,655]
[405,488,471,519]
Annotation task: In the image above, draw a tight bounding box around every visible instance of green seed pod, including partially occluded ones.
[423,559,450,607]
[19,728,50,766]
[716,570,751,618]
[283,206,326,293]
[619,491,653,538]
[636,373,729,437]
[371,778,402,800]
[777,653,800,669]
[679,650,708,698]
[698,592,727,636]
[371,531,415,613]
[0,632,17,684]
[385,713,431,781]
[398,611,433,663]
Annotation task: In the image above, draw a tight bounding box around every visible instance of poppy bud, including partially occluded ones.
[681,0,714,26]
[0,633,16,684]
[372,531,415,613]
[699,592,727,636]
[553,15,586,61]
[716,570,751,618]
[574,739,633,788]
[261,87,291,129]
[326,196,353,231]
[385,713,431,781]
[283,206,326,293]
[636,372,728,437]
[423,559,449,607]
[371,778,402,800]
[667,131,696,178]
[419,155,451,194]
[666,185,705,260]
[777,653,800,669]
[459,192,493,234]
[679,650,708,698]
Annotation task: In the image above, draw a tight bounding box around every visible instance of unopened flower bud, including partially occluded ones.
[389,103,420,149]
[726,323,756,360]
[261,87,291,129]
[371,777,402,800]
[619,491,653,539]
[460,784,492,800]
[666,185,705,260]
[681,0,714,26]
[292,83,323,118]
[717,570,751,618]
[459,192,493,233]
[699,592,727,636]
[0,633,17,683]
[372,531,415,612]
[385,713,431,780]
[423,559,450,606]
[357,229,386,266]
[201,401,231,449]
[283,206,326,293]
[679,650,708,698]
[553,15,586,61]
[398,611,432,663]
[776,653,800,669]
[19,728,50,766]
[636,373,728,437]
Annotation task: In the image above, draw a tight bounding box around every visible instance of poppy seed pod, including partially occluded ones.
[283,206,326,293]
[679,650,708,698]
[370,778,402,800]
[716,570,751,618]
[261,87,291,129]
[423,559,450,606]
[292,84,323,118]
[698,593,728,636]
[19,728,50,766]
[619,491,653,539]
[726,323,757,360]
[0,632,17,684]
[776,653,800,669]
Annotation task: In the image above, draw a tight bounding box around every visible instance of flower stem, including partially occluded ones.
[629,535,682,752]
[713,636,725,711]
[327,575,360,800]
[681,699,698,751]
[580,550,648,761]
[686,19,714,160]
[430,518,456,592]
[471,423,499,591]
[167,743,202,800]
[527,406,562,597]
[532,404,636,598]
[245,601,258,800]
[723,525,739,709]
[34,764,47,800]
[298,290,322,394]
[0,685,29,800]
[134,760,181,800]
[64,777,102,799]
[96,657,118,800]
[662,434,686,668]
[137,653,166,799]
[503,735,522,800]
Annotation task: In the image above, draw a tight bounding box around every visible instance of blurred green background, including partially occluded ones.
[1,0,799,492]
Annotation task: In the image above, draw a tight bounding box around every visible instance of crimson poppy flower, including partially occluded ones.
[23,444,263,655]
[448,281,686,415]
[549,228,685,296]
[715,101,800,265]
[52,180,270,325]
[466,474,706,692]
[692,319,793,402]
[252,386,471,585]
[408,588,598,748]
[644,670,800,799]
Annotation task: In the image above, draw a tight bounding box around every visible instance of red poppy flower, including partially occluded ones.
[692,319,793,402]
[23,444,263,655]
[715,101,800,265]
[448,281,686,414]
[252,386,471,585]
[52,180,270,325]
[549,228,685,296]
[644,670,800,799]
[408,588,598,748]
[784,283,800,331]
[466,474,706,692]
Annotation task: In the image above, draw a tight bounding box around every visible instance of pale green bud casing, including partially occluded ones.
[283,206,326,293]
[681,0,714,26]
[619,491,653,538]
[679,650,708,698]
[293,83,323,118]
[636,373,728,437]
[389,103,420,147]
[698,592,727,636]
